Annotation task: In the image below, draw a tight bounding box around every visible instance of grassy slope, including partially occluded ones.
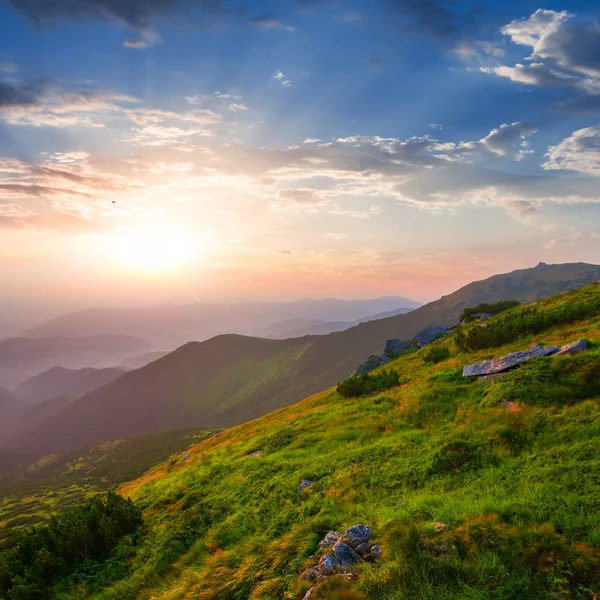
[0,428,217,547]
[65,283,600,600]
[10,262,600,458]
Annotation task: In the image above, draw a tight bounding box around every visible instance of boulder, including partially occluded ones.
[555,339,587,356]
[370,545,383,561]
[384,339,412,355]
[319,531,341,548]
[301,568,319,582]
[413,326,448,346]
[318,554,338,576]
[462,344,559,377]
[298,479,314,492]
[332,540,361,566]
[355,543,370,557]
[344,524,372,546]
[353,355,386,375]
[244,450,263,458]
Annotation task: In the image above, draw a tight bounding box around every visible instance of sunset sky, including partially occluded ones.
[1,0,600,312]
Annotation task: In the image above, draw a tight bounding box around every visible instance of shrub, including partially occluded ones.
[455,297,600,352]
[0,491,142,598]
[422,346,450,364]
[460,300,521,323]
[337,369,400,398]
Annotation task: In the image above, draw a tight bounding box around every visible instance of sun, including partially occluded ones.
[110,225,195,272]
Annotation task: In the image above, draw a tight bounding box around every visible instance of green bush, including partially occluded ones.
[460,300,521,323]
[422,346,450,364]
[455,298,600,352]
[337,369,400,398]
[0,491,142,599]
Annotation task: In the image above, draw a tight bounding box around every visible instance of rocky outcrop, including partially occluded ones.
[300,524,382,595]
[353,326,450,375]
[463,339,588,377]
[298,479,314,492]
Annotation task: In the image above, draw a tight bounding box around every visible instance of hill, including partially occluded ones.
[0,428,218,547]
[5,282,599,598]
[5,261,600,458]
[14,366,127,405]
[0,335,151,388]
[23,296,421,346]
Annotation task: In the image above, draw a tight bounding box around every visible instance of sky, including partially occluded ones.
[1,0,600,313]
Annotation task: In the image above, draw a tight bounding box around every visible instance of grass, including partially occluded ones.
[4,283,600,599]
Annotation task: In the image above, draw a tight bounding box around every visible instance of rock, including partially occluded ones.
[355,542,370,557]
[419,539,455,558]
[332,540,361,566]
[318,554,338,576]
[301,568,319,582]
[298,479,314,492]
[375,352,391,364]
[555,339,587,356]
[319,531,341,548]
[302,587,316,600]
[344,524,372,546]
[353,355,387,375]
[244,450,263,458]
[413,326,448,346]
[433,522,447,534]
[384,339,412,355]
[346,572,360,581]
[370,545,383,561]
[462,344,560,377]
[472,312,492,321]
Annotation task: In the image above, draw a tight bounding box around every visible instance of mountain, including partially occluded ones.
[5,282,599,598]
[22,296,421,346]
[14,366,127,406]
[118,350,171,370]
[0,335,151,388]
[6,261,599,457]
[258,306,415,338]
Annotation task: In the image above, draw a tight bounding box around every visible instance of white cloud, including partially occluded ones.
[543,126,600,175]
[271,70,291,87]
[0,61,17,73]
[543,228,599,249]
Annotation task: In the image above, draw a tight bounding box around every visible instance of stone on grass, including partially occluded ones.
[302,587,316,600]
[384,339,412,355]
[319,531,341,548]
[298,479,314,492]
[318,554,338,576]
[370,545,383,561]
[301,568,320,582]
[344,524,372,546]
[462,344,559,377]
[555,339,587,356]
[355,542,370,557]
[413,326,448,346]
[332,540,361,566]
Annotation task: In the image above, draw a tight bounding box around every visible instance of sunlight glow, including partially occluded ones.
[109,225,196,272]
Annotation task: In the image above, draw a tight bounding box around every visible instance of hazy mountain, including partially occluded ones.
[22,296,421,346]
[15,366,127,406]
[118,351,171,370]
[258,306,415,339]
[0,335,151,388]
[6,262,598,456]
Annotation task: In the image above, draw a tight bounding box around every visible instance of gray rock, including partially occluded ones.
[375,352,391,364]
[333,540,361,566]
[413,326,447,346]
[301,568,319,582]
[319,531,341,548]
[244,450,263,458]
[370,545,383,561]
[344,524,372,546]
[354,355,386,375]
[318,554,338,576]
[462,344,559,377]
[555,339,587,356]
[355,542,370,557]
[298,479,314,492]
[473,312,492,321]
[384,339,412,355]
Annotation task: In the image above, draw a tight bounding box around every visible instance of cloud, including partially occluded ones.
[0,61,18,73]
[543,126,600,175]
[0,204,95,232]
[0,79,46,107]
[271,70,291,87]
[272,187,327,209]
[251,14,295,32]
[483,9,600,111]
[124,38,148,48]
[5,0,234,43]
[543,228,600,249]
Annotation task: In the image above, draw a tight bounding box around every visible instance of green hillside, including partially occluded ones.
[5,282,599,599]
[8,262,600,458]
[0,428,217,548]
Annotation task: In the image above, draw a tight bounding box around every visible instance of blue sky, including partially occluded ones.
[1,0,600,308]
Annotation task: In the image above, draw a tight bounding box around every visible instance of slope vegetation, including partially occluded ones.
[23,282,599,599]
[8,261,600,457]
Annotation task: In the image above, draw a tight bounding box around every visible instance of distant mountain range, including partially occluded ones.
[0,335,151,389]
[5,261,599,457]
[22,296,421,347]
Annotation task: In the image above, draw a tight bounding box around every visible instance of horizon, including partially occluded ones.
[1,1,600,313]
